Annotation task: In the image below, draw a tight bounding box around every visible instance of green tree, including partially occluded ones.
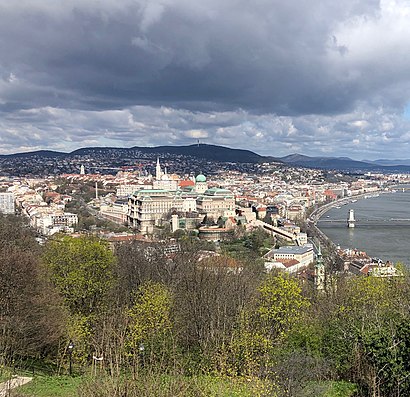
[43,235,117,365]
[126,281,174,371]
[43,235,116,317]
[231,273,309,376]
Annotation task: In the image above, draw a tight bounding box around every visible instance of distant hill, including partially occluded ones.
[279,154,375,170]
[365,159,410,167]
[3,144,273,164]
[70,144,270,163]
[3,146,410,172]
[133,144,269,163]
[0,150,66,158]
[279,153,410,172]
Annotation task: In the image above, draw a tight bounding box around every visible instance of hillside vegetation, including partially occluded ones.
[1,214,408,396]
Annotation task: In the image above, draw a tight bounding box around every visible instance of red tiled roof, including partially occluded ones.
[179,180,195,187]
[275,258,300,268]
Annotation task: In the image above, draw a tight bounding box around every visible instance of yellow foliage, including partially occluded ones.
[126,281,173,353]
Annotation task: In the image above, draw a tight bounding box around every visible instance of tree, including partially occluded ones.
[0,215,65,366]
[126,281,174,371]
[115,241,171,306]
[202,215,215,226]
[43,235,116,317]
[243,227,271,253]
[43,235,117,366]
[231,273,309,376]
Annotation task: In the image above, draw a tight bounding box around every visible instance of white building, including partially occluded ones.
[116,184,153,198]
[196,187,236,219]
[264,244,314,273]
[36,212,78,236]
[194,174,208,194]
[153,178,179,191]
[127,189,185,234]
[0,192,15,214]
[100,201,128,223]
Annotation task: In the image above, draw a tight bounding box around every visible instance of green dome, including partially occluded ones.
[196,174,206,182]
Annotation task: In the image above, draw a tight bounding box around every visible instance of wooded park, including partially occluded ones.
[1,214,409,397]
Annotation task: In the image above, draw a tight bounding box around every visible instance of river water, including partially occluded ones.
[317,189,410,265]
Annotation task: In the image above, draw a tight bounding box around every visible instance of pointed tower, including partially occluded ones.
[315,244,325,291]
[156,157,162,180]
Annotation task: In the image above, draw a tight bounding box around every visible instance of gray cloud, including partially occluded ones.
[2,0,410,159]
[1,103,409,160]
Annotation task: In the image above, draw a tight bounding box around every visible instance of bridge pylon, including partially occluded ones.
[347,209,355,228]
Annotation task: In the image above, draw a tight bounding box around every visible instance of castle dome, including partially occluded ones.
[195,174,207,183]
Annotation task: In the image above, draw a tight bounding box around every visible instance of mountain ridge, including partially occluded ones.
[2,145,410,172]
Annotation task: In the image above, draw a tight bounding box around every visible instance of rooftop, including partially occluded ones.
[269,244,313,255]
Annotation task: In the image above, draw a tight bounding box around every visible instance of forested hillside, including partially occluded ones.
[1,214,409,396]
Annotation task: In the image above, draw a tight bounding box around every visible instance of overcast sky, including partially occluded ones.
[1,0,410,159]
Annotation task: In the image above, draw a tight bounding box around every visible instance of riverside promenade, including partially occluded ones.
[307,190,385,249]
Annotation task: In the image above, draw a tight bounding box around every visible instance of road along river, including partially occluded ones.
[316,190,410,265]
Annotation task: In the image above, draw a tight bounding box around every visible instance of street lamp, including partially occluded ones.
[68,340,74,376]
[139,343,145,369]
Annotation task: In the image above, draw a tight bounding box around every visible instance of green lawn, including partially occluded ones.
[0,369,11,383]
[12,374,270,397]
[11,374,357,397]
[12,375,82,397]
[304,381,358,397]
[326,381,357,397]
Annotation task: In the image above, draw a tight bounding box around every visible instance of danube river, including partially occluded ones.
[317,189,410,265]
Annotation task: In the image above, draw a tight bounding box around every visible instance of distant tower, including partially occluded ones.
[156,157,162,180]
[348,209,355,228]
[171,214,179,233]
[80,165,85,175]
[95,182,98,200]
[315,244,325,291]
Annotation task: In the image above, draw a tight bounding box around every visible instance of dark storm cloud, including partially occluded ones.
[0,0,381,114]
[2,0,410,159]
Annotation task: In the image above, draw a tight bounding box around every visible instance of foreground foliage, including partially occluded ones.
[12,373,356,397]
[2,215,410,396]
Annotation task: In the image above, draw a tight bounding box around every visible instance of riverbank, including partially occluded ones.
[306,189,399,263]
[315,189,410,265]
[308,190,387,225]
[306,191,384,249]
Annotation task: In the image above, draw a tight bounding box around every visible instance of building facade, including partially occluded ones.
[127,172,235,235]
[0,192,15,214]
[127,189,185,234]
[264,244,314,273]
[196,187,235,219]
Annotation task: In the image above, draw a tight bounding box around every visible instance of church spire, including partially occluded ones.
[156,157,162,180]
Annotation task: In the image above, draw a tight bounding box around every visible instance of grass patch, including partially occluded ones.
[185,375,271,397]
[0,368,12,383]
[324,381,357,397]
[10,374,267,397]
[12,375,83,397]
[79,374,271,397]
[9,374,356,397]
[303,381,357,397]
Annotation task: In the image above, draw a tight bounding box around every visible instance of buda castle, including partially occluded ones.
[127,158,235,234]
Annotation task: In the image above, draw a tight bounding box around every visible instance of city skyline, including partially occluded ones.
[1,0,410,159]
